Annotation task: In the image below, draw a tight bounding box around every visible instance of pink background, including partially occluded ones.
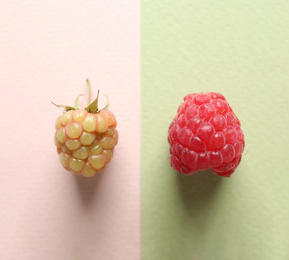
[0,1,140,259]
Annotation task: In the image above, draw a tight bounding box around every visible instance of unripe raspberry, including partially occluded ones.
[168,92,245,177]
[53,80,118,177]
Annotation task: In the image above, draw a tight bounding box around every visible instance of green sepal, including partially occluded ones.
[74,94,84,109]
[51,102,76,111]
[85,90,100,114]
[100,94,110,111]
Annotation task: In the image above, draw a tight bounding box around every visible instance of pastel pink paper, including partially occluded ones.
[0,1,140,259]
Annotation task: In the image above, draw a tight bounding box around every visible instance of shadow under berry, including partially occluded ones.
[74,173,103,207]
[177,169,223,213]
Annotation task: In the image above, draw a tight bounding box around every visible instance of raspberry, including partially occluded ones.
[168,92,245,177]
[53,80,118,177]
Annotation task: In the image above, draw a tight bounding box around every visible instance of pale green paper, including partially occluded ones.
[142,1,289,259]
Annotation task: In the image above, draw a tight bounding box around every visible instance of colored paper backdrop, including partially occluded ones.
[142,1,289,259]
[0,1,140,259]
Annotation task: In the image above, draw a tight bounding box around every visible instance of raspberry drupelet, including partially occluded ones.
[168,92,245,177]
[53,80,118,177]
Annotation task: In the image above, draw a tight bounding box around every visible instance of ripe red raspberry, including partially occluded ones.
[168,92,245,177]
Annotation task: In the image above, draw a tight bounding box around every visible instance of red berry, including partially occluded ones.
[168,92,245,177]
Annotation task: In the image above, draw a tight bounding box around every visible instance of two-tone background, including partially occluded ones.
[0,1,289,259]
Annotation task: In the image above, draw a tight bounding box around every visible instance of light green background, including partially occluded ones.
[142,1,289,259]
